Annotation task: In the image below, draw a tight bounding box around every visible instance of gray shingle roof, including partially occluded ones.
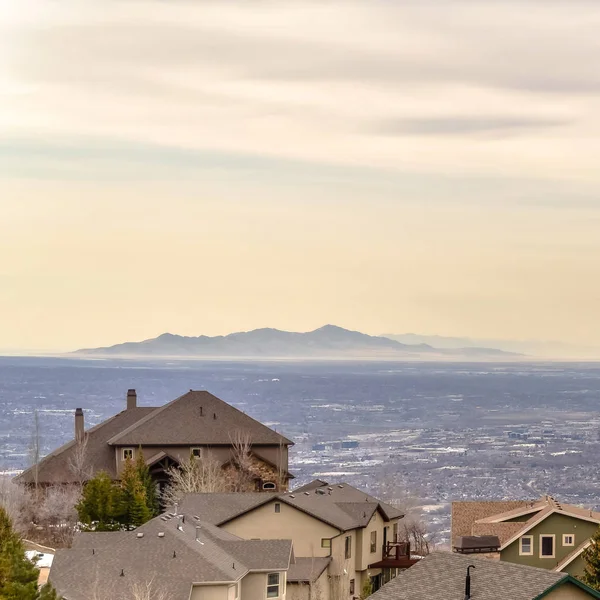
[179,480,403,532]
[50,514,293,600]
[108,390,293,446]
[287,557,331,583]
[369,552,570,600]
[179,493,276,525]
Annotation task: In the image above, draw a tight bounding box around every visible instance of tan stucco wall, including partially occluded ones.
[501,513,598,575]
[190,584,230,600]
[240,572,287,600]
[545,582,597,599]
[224,500,339,557]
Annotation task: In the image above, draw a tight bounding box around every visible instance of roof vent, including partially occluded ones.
[289,494,295,499]
[173,551,177,558]
[304,492,310,496]
[338,485,344,489]
[316,489,326,495]
[213,413,217,419]
[158,532,165,538]
[137,533,144,538]
[120,569,125,577]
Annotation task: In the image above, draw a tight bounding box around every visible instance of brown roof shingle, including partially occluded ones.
[108,390,293,446]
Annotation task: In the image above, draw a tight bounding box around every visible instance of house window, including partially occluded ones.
[349,580,355,595]
[267,573,280,598]
[370,530,377,553]
[321,538,331,549]
[191,447,203,458]
[345,536,352,559]
[540,535,555,558]
[274,503,281,513]
[519,536,533,556]
[122,448,134,461]
[563,534,575,546]
[263,482,277,490]
[392,522,398,543]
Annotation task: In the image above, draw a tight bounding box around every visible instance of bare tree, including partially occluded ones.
[0,474,33,536]
[229,429,255,491]
[129,576,173,600]
[161,453,226,505]
[29,410,41,499]
[36,485,81,547]
[329,543,351,600]
[68,431,92,489]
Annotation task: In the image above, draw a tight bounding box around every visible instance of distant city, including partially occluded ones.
[2,357,600,546]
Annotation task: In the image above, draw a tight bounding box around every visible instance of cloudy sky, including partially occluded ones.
[1,0,600,351]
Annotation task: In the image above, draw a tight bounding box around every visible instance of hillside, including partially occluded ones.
[74,325,518,359]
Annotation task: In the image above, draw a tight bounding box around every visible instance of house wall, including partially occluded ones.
[501,513,597,574]
[114,444,287,487]
[190,584,230,600]
[565,555,587,578]
[240,572,287,600]
[223,501,340,557]
[545,582,597,599]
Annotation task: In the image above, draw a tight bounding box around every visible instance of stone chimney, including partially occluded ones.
[127,389,137,410]
[75,408,84,442]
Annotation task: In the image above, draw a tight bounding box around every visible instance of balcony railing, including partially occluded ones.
[382,541,410,560]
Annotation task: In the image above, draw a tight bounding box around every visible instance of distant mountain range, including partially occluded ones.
[384,333,600,359]
[74,325,520,359]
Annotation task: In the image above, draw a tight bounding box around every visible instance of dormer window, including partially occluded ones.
[263,482,277,490]
[122,448,134,461]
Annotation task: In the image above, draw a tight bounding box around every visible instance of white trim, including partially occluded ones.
[554,541,591,571]
[122,447,135,460]
[488,507,544,523]
[519,535,533,556]
[499,508,600,550]
[562,534,575,546]
[539,534,556,559]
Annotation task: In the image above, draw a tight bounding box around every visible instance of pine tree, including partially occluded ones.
[76,471,119,531]
[135,448,159,518]
[118,458,152,529]
[0,506,62,600]
[582,527,600,590]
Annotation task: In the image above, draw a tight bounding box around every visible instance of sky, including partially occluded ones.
[1,0,600,352]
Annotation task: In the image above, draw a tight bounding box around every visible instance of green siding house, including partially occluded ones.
[452,495,600,577]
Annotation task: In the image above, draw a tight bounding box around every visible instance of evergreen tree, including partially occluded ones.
[0,506,62,600]
[76,471,119,531]
[118,458,151,529]
[582,527,600,590]
[135,448,159,517]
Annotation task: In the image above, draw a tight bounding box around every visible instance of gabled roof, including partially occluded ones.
[107,390,293,446]
[179,480,404,532]
[368,552,600,600]
[287,557,331,583]
[16,407,156,484]
[50,513,293,600]
[452,496,600,550]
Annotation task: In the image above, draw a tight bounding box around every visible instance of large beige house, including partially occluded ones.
[49,513,293,600]
[179,479,415,599]
[452,495,600,577]
[17,389,293,492]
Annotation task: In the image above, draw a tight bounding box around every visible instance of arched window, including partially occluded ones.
[263,482,277,490]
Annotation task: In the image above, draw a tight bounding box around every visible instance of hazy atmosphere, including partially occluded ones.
[2,1,600,352]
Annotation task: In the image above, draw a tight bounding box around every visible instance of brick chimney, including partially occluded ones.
[127,389,137,410]
[75,408,84,442]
